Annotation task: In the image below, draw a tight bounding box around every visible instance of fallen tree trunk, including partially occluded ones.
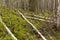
[25,14,51,20]
[17,10,47,40]
[25,16,56,23]
[0,16,17,40]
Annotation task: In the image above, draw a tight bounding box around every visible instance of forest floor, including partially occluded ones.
[0,6,60,40]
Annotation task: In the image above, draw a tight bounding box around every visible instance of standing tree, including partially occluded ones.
[29,0,37,11]
[57,0,60,29]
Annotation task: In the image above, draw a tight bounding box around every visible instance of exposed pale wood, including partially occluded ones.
[17,10,47,40]
[0,16,18,40]
[25,14,51,20]
[25,16,56,23]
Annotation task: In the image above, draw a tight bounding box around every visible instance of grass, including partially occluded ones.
[18,8,60,40]
[0,6,40,40]
[0,6,60,40]
[0,23,14,40]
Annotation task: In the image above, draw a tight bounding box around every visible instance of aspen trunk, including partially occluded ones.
[57,0,60,28]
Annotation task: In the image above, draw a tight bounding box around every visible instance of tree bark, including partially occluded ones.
[57,0,60,28]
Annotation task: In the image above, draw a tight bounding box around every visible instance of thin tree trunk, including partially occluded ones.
[57,0,60,28]
[3,0,6,7]
[53,0,56,22]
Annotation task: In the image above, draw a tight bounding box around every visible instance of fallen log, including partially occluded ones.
[17,10,47,40]
[0,16,18,40]
[25,16,56,23]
